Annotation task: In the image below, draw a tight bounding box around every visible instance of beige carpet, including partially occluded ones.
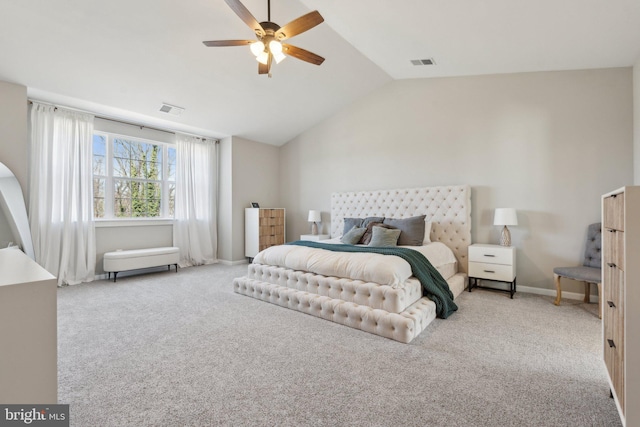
[57,263,621,426]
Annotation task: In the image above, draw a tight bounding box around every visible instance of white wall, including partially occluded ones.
[280,68,633,293]
[634,58,640,185]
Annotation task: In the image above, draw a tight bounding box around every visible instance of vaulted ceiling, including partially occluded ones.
[1,0,639,145]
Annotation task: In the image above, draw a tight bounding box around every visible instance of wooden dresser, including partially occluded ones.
[245,208,285,258]
[602,186,640,426]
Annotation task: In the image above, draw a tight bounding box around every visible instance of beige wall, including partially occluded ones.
[280,68,633,294]
[230,136,280,261]
[217,137,234,262]
[0,81,28,249]
[634,59,640,185]
[0,81,28,195]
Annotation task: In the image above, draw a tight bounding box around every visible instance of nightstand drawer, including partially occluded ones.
[468,245,514,265]
[469,262,515,282]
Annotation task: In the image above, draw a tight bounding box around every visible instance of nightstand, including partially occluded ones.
[468,243,516,298]
[300,234,330,241]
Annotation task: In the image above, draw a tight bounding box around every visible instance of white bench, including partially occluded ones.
[103,247,180,282]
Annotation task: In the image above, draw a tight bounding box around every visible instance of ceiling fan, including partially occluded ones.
[203,0,325,77]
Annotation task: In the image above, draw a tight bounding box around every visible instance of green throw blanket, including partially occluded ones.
[286,240,458,319]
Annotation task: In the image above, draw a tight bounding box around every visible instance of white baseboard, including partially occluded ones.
[218,259,249,266]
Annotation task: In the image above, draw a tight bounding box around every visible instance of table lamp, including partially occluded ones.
[308,210,321,235]
[494,208,517,246]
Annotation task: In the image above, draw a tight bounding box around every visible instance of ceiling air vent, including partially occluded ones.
[159,103,185,116]
[410,58,436,66]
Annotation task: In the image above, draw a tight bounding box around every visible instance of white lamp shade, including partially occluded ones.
[494,208,518,226]
[256,51,269,65]
[308,210,321,222]
[250,41,265,56]
[272,51,286,63]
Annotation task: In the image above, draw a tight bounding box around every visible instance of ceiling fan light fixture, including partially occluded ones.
[256,51,269,64]
[273,51,286,63]
[203,0,325,75]
[269,40,283,55]
[273,51,286,64]
[250,41,265,56]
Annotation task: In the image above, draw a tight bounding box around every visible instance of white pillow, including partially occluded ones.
[423,221,433,245]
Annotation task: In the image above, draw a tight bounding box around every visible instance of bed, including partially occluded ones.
[233,185,471,343]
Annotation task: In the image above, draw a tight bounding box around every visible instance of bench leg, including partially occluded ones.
[174,263,178,273]
[113,272,118,283]
[554,274,562,306]
[597,282,602,319]
[584,281,590,303]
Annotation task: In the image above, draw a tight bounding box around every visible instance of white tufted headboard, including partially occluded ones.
[331,185,472,273]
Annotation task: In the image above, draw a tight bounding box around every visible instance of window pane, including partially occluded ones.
[169,183,175,217]
[168,147,176,181]
[114,197,131,217]
[93,135,106,176]
[95,132,175,219]
[93,178,105,218]
[93,198,104,218]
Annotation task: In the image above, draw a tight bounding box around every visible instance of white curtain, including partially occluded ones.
[173,133,218,267]
[29,103,96,285]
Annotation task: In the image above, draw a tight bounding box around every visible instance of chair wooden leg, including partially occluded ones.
[597,282,602,319]
[584,281,590,303]
[554,274,562,306]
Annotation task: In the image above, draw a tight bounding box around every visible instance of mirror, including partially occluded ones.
[0,161,34,259]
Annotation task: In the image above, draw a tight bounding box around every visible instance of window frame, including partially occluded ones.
[93,131,176,220]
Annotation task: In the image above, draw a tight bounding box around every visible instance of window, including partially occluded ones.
[92,132,176,219]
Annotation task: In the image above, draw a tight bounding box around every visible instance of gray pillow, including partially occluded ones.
[383,215,426,246]
[343,216,384,235]
[368,226,401,247]
[359,222,396,245]
[341,226,366,244]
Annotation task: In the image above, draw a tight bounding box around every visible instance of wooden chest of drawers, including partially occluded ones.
[602,186,640,425]
[245,208,285,258]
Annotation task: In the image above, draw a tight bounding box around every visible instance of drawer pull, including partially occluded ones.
[483,270,495,273]
[607,262,617,268]
[608,229,616,233]
[607,339,616,348]
[607,301,616,308]
[483,254,496,257]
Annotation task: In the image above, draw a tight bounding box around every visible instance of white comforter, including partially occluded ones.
[252,241,457,289]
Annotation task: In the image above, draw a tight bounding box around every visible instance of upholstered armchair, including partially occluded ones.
[553,223,602,318]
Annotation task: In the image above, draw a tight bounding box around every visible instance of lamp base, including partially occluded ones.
[500,225,512,246]
[311,222,318,235]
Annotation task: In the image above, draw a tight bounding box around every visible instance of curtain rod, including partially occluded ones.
[28,100,219,143]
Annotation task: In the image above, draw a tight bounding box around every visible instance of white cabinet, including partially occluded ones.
[602,186,640,425]
[468,243,516,298]
[245,208,285,258]
[0,248,57,404]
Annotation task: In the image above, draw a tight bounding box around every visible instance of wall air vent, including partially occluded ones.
[159,103,185,116]
[410,58,436,66]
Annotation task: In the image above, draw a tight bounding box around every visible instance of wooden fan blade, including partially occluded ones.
[275,11,324,41]
[224,0,265,36]
[203,40,254,47]
[258,61,269,74]
[282,44,325,65]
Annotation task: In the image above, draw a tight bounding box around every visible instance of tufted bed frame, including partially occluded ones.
[233,185,472,343]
